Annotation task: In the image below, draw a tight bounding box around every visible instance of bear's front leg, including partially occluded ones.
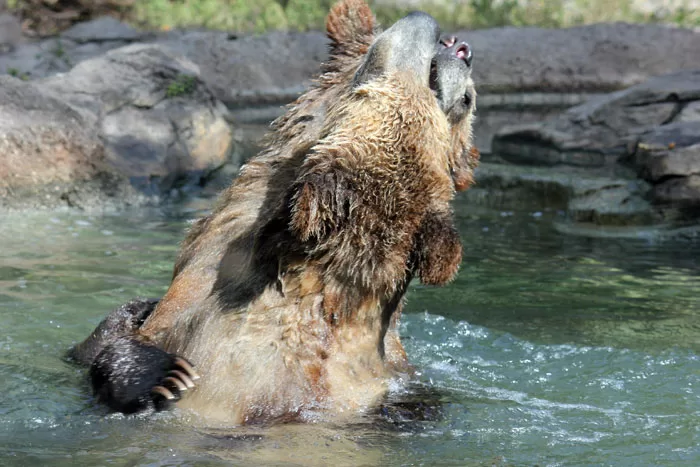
[414,207,462,286]
[90,338,199,414]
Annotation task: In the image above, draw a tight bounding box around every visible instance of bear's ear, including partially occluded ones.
[353,11,440,88]
[326,0,375,59]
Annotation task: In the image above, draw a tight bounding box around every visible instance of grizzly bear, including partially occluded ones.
[70,0,478,425]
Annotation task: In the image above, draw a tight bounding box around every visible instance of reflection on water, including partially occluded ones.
[0,199,699,466]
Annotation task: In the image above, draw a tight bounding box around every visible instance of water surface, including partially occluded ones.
[0,199,698,466]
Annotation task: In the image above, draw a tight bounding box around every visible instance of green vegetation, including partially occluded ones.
[8,0,700,34]
[7,68,30,81]
[51,39,65,58]
[166,74,198,98]
[129,0,700,31]
[50,39,72,67]
[130,0,332,32]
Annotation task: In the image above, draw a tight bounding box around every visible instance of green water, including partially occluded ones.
[0,198,698,466]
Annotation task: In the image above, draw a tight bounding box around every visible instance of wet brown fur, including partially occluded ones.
[136,0,478,425]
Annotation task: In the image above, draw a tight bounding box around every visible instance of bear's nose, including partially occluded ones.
[439,37,473,68]
[454,42,473,67]
[439,36,457,48]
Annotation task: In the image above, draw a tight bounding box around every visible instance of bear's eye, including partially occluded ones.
[463,92,472,108]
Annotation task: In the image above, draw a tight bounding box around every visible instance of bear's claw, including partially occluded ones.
[151,356,199,409]
[91,339,200,414]
[174,357,200,381]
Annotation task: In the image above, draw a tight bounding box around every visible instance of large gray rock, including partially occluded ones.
[632,122,700,182]
[488,70,700,226]
[0,21,328,117]
[0,76,142,211]
[160,22,700,112]
[465,163,656,226]
[0,16,146,81]
[491,97,677,167]
[677,101,700,122]
[0,43,236,211]
[155,30,329,120]
[493,70,700,166]
[629,121,700,218]
[40,44,234,194]
[461,23,700,152]
[461,23,700,94]
[61,16,142,43]
[0,13,22,53]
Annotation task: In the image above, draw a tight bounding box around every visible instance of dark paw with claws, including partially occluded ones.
[90,338,200,414]
[150,356,199,408]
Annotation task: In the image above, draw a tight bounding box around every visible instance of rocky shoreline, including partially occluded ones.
[490,69,700,228]
[2,13,700,234]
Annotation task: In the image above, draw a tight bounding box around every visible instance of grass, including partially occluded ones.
[130,0,333,32]
[7,68,30,80]
[7,0,700,35]
[129,0,700,32]
[166,74,198,98]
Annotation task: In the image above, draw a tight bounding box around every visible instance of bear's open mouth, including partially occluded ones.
[429,58,439,98]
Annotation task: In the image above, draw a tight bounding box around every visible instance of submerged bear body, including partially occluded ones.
[72,0,478,425]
